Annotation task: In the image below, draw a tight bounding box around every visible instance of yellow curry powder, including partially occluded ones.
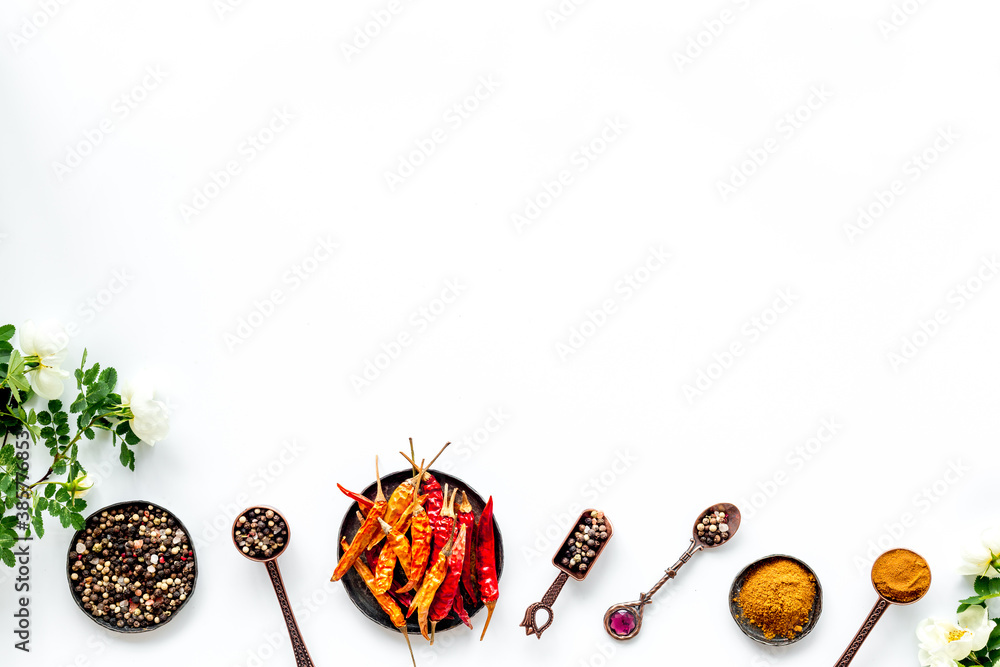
[736,559,816,640]
[872,549,930,603]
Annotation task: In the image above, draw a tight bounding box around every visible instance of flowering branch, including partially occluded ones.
[0,321,169,568]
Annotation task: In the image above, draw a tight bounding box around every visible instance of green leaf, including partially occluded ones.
[0,546,14,568]
[0,325,14,342]
[0,474,11,494]
[115,421,129,435]
[84,428,95,440]
[124,429,140,446]
[975,577,990,596]
[990,578,1000,597]
[47,399,62,413]
[55,487,70,503]
[0,515,16,529]
[69,512,85,530]
[83,362,100,385]
[86,382,110,406]
[0,533,15,549]
[55,423,69,436]
[37,411,51,425]
[31,513,43,539]
[98,367,117,390]
[120,442,135,471]
[43,484,55,498]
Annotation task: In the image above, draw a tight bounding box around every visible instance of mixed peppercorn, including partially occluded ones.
[233,508,288,560]
[67,503,196,630]
[697,509,730,546]
[331,442,501,652]
[559,510,608,574]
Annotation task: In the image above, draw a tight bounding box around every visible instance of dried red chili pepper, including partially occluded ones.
[452,590,472,629]
[332,458,387,582]
[397,505,431,594]
[409,533,454,641]
[422,472,444,520]
[337,483,375,514]
[476,496,499,641]
[429,523,467,641]
[430,486,458,565]
[373,540,397,595]
[367,471,419,550]
[457,491,478,601]
[378,517,411,577]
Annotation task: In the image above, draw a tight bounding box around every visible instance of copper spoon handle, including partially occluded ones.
[834,597,891,666]
[520,571,570,638]
[265,559,315,667]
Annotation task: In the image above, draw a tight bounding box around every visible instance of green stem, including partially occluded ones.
[27,410,120,489]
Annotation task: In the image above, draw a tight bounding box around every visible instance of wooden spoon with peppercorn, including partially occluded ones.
[233,506,315,667]
[603,502,742,641]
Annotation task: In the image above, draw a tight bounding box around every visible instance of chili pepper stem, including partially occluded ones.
[400,626,416,667]
[409,437,417,475]
[430,620,436,645]
[479,601,496,641]
[374,455,385,502]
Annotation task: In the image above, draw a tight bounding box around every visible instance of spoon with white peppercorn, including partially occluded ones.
[233,506,314,667]
[603,502,742,641]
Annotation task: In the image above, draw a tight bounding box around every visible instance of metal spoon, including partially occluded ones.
[834,548,931,666]
[603,502,742,641]
[233,506,315,667]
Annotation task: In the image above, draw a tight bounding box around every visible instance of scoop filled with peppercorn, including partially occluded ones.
[233,507,289,561]
[232,506,315,667]
[65,501,198,633]
[556,510,611,577]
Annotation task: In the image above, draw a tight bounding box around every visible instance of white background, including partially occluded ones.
[2,0,999,665]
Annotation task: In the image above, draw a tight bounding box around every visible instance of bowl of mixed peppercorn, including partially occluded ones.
[66,500,197,632]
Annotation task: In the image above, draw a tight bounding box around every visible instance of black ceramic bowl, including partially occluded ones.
[729,554,822,646]
[337,469,503,634]
[66,500,198,633]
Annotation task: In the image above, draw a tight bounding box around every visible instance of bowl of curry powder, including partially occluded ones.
[729,554,823,645]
